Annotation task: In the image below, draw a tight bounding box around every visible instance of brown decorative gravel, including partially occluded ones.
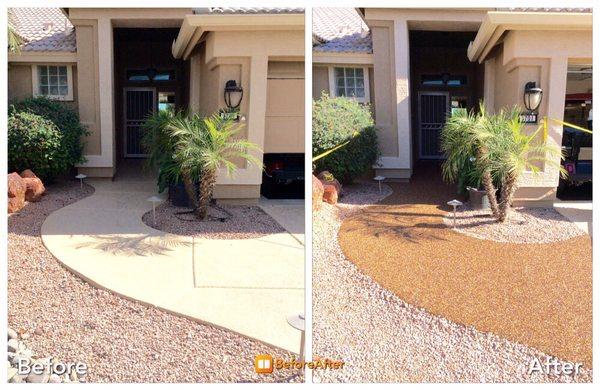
[8,180,301,383]
[443,205,587,243]
[313,175,591,383]
[142,202,285,239]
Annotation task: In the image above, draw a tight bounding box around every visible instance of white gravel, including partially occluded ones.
[443,205,587,243]
[312,181,592,383]
[142,202,284,239]
[8,180,302,383]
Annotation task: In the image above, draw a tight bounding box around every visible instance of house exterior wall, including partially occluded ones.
[8,64,79,110]
[484,29,592,205]
[66,8,192,177]
[312,66,329,99]
[364,9,487,180]
[188,29,304,201]
[360,8,591,204]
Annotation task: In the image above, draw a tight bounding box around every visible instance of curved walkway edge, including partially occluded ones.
[41,178,304,354]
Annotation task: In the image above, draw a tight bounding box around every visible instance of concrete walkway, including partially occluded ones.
[41,178,304,353]
[554,200,592,236]
[258,198,305,245]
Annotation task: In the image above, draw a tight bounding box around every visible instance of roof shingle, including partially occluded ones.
[8,7,75,52]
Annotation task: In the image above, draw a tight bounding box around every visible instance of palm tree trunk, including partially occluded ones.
[197,170,217,220]
[497,173,518,222]
[182,171,197,209]
[481,170,500,218]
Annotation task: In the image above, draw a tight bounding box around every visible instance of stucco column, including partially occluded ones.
[393,18,412,173]
[216,55,267,186]
[97,17,115,168]
[188,52,201,114]
[544,56,569,185]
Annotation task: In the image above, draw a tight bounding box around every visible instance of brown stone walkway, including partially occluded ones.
[338,163,592,367]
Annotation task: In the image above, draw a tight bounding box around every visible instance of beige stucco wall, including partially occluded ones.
[7,64,33,102]
[8,63,79,110]
[312,66,329,99]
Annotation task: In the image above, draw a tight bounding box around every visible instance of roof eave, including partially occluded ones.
[172,13,304,59]
[468,11,592,63]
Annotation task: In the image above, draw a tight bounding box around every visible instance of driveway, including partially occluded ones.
[41,177,304,353]
[259,198,305,245]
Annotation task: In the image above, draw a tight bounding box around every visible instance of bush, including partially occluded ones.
[312,93,379,183]
[8,111,68,180]
[9,97,88,169]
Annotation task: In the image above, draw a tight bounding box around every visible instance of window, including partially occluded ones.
[421,74,467,87]
[33,65,73,101]
[329,66,370,103]
[126,69,176,82]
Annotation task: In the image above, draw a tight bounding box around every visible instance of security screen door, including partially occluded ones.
[418,92,449,159]
[123,87,155,157]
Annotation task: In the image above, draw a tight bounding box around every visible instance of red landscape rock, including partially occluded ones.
[20,169,37,179]
[312,175,324,211]
[322,184,339,205]
[8,172,26,213]
[22,177,45,202]
[317,170,342,196]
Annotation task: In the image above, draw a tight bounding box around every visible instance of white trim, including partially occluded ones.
[327,65,370,103]
[31,64,74,101]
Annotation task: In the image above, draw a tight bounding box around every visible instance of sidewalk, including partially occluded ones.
[41,178,304,353]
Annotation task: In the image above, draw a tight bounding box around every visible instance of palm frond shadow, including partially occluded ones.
[75,233,191,257]
[342,212,450,244]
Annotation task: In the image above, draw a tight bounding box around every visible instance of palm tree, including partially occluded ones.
[482,106,564,221]
[8,24,23,54]
[441,104,501,218]
[441,103,564,222]
[141,109,187,195]
[168,114,262,220]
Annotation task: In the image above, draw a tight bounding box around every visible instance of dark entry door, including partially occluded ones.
[123,87,155,157]
[418,92,449,159]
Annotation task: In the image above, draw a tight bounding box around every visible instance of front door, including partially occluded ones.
[418,92,449,159]
[123,87,155,157]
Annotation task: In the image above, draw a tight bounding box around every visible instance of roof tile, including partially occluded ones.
[8,7,75,53]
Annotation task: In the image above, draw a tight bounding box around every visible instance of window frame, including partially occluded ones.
[32,64,74,101]
[328,66,370,103]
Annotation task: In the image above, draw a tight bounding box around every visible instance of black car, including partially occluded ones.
[261,153,305,199]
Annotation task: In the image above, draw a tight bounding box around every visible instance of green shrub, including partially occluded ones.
[9,97,88,168]
[312,93,379,183]
[8,111,68,180]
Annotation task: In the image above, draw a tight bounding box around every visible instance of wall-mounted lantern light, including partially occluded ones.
[224,80,243,109]
[523,81,543,112]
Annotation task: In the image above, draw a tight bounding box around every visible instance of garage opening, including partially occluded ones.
[261,61,305,199]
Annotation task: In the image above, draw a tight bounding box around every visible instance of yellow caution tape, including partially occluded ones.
[312,131,360,162]
[543,117,593,135]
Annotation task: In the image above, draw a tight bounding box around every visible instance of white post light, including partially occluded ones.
[75,174,87,189]
[447,199,463,228]
[147,196,162,226]
[287,314,305,362]
[374,175,385,193]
